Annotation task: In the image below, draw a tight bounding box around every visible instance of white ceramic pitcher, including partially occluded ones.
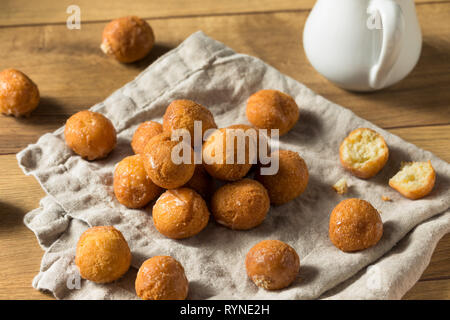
[303,0,422,91]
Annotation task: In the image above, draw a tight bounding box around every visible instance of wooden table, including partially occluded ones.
[0,0,449,300]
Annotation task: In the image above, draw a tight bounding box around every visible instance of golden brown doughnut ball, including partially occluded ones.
[131,121,163,155]
[184,164,215,199]
[340,128,389,179]
[389,161,436,200]
[255,149,309,205]
[162,99,217,144]
[246,89,299,136]
[135,256,188,300]
[211,178,269,230]
[152,188,210,239]
[202,125,258,181]
[246,240,300,290]
[64,110,117,160]
[75,226,131,283]
[142,132,195,189]
[101,16,155,63]
[113,155,162,208]
[0,68,40,117]
[329,198,383,252]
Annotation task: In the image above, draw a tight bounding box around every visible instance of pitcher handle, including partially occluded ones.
[368,0,405,89]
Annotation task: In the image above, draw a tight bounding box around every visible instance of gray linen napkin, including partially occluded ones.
[18,31,450,300]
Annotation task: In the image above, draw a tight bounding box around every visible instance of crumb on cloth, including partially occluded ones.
[333,178,348,195]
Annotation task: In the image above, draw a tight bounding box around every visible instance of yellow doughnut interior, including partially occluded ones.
[341,129,386,168]
[390,161,434,190]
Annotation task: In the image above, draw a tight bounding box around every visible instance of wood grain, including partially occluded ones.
[0,0,448,300]
[404,279,450,299]
[0,155,50,300]
[0,0,315,27]
[0,0,447,26]
[419,233,450,280]
[389,125,450,162]
[0,3,449,155]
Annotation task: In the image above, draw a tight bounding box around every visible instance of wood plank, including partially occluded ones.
[419,233,450,280]
[0,234,53,300]
[404,279,450,299]
[389,125,450,163]
[1,4,449,154]
[0,0,446,26]
[0,0,316,26]
[0,155,51,299]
